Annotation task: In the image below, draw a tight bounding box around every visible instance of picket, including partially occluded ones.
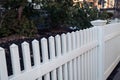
[22,42,32,71]
[32,39,41,67]
[32,40,42,80]
[0,23,120,80]
[0,47,8,80]
[41,38,50,80]
[66,33,73,80]
[71,32,77,80]
[55,35,63,80]
[61,34,68,80]
[48,36,57,80]
[87,29,90,80]
[10,44,21,75]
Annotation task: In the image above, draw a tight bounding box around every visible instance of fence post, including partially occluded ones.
[97,26,105,80]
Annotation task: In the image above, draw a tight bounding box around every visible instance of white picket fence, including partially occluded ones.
[0,23,120,80]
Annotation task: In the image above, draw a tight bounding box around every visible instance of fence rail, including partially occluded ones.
[0,23,120,80]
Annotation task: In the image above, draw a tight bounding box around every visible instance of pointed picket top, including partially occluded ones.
[55,35,60,38]
[22,41,29,46]
[41,37,47,42]
[49,36,54,42]
[32,39,39,43]
[85,28,89,43]
[55,35,62,57]
[10,43,18,48]
[66,32,72,52]
[76,30,79,33]
[61,33,66,37]
[0,47,4,51]
[76,30,80,48]
[71,31,75,34]
[61,33,67,54]
[85,29,88,44]
[49,36,55,43]
[79,30,84,46]
[66,32,71,35]
[71,31,76,49]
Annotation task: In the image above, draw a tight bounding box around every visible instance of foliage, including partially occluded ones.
[81,2,110,21]
[42,0,92,29]
[0,0,38,37]
[98,11,111,20]
[1,0,110,38]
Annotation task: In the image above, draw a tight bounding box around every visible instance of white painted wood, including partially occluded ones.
[86,28,90,80]
[95,27,98,80]
[48,36,57,80]
[49,36,56,59]
[80,30,85,80]
[36,78,42,80]
[0,47,8,80]
[81,54,85,80]
[22,42,32,70]
[71,32,78,80]
[32,39,41,66]
[77,56,81,80]
[73,59,77,80]
[41,38,50,80]
[55,35,63,80]
[90,28,93,42]
[10,44,21,75]
[66,33,73,80]
[44,74,50,80]
[84,29,88,80]
[80,30,84,46]
[86,29,89,80]
[57,67,63,80]
[41,38,49,62]
[97,26,105,80]
[92,32,95,80]
[55,35,62,56]
[72,32,76,49]
[84,52,87,80]
[32,40,42,80]
[76,31,80,48]
[61,34,68,80]
[80,55,82,80]
[90,50,93,80]
[91,28,94,80]
[95,48,97,80]
[61,34,67,54]
[66,33,72,52]
[68,61,73,80]
[84,29,87,45]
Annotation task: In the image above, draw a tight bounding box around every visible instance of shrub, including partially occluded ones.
[0,0,38,37]
[43,0,92,29]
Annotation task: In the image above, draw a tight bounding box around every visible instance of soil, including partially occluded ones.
[0,27,73,45]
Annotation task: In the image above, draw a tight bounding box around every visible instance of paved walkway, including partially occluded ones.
[107,62,120,80]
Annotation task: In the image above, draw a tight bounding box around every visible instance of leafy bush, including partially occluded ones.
[0,0,99,38]
[43,0,92,29]
[0,0,38,37]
